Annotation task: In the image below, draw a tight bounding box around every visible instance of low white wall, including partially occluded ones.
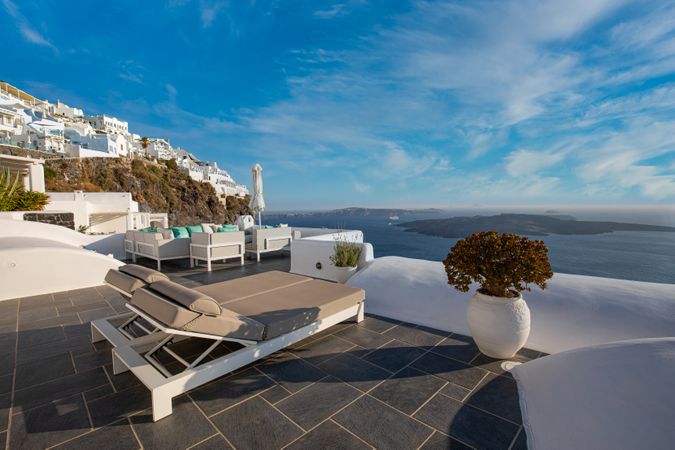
[348,256,675,354]
[293,227,364,242]
[0,237,123,301]
[0,218,127,259]
[291,239,374,282]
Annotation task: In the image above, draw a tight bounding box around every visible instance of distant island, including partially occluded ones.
[398,214,675,237]
[267,207,443,218]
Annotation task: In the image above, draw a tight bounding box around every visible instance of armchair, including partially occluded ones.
[246,227,293,262]
[190,231,245,271]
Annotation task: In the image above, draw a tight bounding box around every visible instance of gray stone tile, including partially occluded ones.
[189,367,275,416]
[73,348,111,373]
[414,394,519,449]
[87,384,152,427]
[104,365,143,391]
[13,368,108,413]
[0,373,12,396]
[51,420,140,449]
[257,352,325,393]
[189,434,233,449]
[131,395,217,449]
[412,352,487,390]
[384,323,448,347]
[18,294,54,310]
[17,313,80,331]
[470,352,533,377]
[432,334,481,363]
[0,393,10,433]
[420,431,472,449]
[439,382,471,402]
[211,396,303,449]
[335,325,393,349]
[286,420,371,450]
[465,374,522,424]
[259,384,292,404]
[0,351,14,377]
[511,427,527,450]
[15,333,91,365]
[292,334,355,366]
[15,353,75,390]
[82,384,115,403]
[317,353,391,392]
[370,366,446,415]
[357,314,401,334]
[18,305,58,323]
[334,395,433,448]
[17,325,66,350]
[277,376,362,429]
[10,394,91,449]
[57,300,110,315]
[362,339,427,372]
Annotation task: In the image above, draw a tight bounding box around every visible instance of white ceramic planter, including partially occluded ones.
[334,266,358,284]
[467,291,531,359]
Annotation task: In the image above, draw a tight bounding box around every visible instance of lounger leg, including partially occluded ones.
[112,350,130,375]
[356,302,365,323]
[152,389,173,422]
[256,252,260,262]
[190,258,194,268]
[207,260,211,272]
[132,253,136,263]
[91,323,105,343]
[157,260,161,271]
[240,255,244,265]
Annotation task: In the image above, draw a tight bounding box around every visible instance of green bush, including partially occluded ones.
[443,231,553,298]
[330,238,362,268]
[0,166,50,211]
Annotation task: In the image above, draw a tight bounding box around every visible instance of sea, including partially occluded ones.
[263,207,675,285]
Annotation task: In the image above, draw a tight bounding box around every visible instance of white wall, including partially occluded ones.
[348,256,675,355]
[0,237,122,301]
[45,191,138,231]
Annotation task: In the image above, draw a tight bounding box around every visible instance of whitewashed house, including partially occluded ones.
[64,129,129,158]
[85,114,129,135]
[0,106,23,139]
[146,138,175,160]
[51,100,84,119]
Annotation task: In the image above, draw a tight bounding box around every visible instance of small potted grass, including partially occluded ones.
[443,231,553,358]
[330,237,363,283]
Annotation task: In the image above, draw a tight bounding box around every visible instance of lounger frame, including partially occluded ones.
[91,299,365,421]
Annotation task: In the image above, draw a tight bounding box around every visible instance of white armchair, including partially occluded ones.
[190,231,245,271]
[245,227,293,262]
[134,232,191,271]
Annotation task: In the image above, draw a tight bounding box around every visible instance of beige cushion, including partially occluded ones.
[201,223,214,234]
[157,228,174,239]
[150,280,221,316]
[195,271,310,305]
[105,264,169,297]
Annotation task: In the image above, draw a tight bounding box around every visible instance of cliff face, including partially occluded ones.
[0,145,251,226]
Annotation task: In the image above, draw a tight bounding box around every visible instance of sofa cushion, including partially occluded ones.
[149,279,222,316]
[170,226,190,238]
[217,224,239,232]
[186,225,203,236]
[200,223,214,234]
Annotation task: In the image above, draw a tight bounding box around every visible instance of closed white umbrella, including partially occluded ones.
[249,163,265,227]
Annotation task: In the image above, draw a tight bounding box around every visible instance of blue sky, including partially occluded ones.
[2,0,675,209]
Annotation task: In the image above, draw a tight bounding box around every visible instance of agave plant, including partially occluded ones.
[0,168,20,211]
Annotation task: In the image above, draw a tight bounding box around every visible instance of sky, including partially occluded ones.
[2,0,675,210]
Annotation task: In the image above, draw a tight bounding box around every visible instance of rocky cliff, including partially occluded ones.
[0,145,251,226]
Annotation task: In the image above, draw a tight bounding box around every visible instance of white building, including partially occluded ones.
[0,106,23,139]
[64,129,129,158]
[51,100,83,119]
[196,161,249,197]
[85,114,129,135]
[146,138,175,160]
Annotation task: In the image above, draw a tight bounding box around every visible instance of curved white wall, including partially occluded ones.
[0,218,126,259]
[348,256,675,354]
[0,237,123,301]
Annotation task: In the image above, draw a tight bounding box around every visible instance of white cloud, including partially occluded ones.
[505,149,567,176]
[2,0,58,53]
[199,0,226,28]
[352,181,370,193]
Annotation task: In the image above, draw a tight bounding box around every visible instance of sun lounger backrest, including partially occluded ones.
[150,280,221,316]
[104,264,169,297]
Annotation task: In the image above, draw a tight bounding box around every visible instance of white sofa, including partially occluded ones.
[190,231,245,271]
[131,230,191,271]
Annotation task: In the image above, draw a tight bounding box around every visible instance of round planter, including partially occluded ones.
[467,291,530,359]
[334,265,358,284]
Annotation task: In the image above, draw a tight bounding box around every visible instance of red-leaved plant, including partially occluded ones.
[443,231,553,298]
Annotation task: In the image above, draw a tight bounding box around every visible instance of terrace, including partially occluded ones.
[1,256,535,449]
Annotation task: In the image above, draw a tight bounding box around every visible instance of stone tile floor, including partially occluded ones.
[0,255,544,449]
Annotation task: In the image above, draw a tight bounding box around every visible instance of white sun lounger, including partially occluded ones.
[91,271,365,421]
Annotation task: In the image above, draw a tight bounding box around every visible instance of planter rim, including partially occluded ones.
[473,291,523,304]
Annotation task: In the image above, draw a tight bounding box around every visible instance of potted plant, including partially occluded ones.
[330,238,363,283]
[443,231,553,359]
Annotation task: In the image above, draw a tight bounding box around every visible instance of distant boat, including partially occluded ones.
[388,215,399,221]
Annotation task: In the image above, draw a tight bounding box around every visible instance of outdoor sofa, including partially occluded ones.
[190,230,245,271]
[245,226,293,262]
[92,266,366,421]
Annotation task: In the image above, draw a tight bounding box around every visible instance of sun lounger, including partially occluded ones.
[102,264,169,339]
[91,271,365,421]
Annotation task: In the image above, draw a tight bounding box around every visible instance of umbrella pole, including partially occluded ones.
[258,211,261,227]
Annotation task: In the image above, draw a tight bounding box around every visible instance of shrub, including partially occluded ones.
[330,238,362,268]
[11,189,50,211]
[443,231,553,298]
[0,168,49,211]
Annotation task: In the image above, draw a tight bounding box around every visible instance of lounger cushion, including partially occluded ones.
[131,286,266,340]
[150,280,222,316]
[195,271,310,305]
[105,264,169,296]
